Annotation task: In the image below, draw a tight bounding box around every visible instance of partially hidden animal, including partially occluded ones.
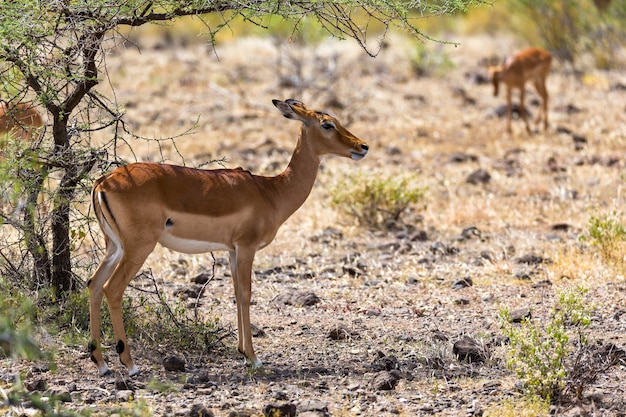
[0,102,43,141]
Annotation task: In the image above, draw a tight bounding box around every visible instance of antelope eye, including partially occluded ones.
[321,121,335,130]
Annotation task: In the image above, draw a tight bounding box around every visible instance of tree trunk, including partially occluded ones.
[23,168,51,287]
[51,178,75,293]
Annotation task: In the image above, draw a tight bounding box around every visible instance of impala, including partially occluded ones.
[488,47,552,133]
[0,102,44,141]
[88,99,369,376]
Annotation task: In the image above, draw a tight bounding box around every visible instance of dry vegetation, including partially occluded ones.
[4,22,626,417]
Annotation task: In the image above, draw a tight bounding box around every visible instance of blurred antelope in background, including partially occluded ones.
[0,102,45,215]
[489,47,552,133]
[0,102,44,142]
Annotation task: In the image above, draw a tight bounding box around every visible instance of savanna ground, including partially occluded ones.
[3,22,626,417]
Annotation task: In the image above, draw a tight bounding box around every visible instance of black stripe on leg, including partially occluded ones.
[88,340,98,364]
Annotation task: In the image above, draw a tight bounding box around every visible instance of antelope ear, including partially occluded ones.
[273,99,307,122]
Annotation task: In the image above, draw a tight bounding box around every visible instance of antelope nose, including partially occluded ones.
[361,144,369,152]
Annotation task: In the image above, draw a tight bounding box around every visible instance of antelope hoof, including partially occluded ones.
[245,356,263,371]
[98,365,112,377]
[128,365,139,377]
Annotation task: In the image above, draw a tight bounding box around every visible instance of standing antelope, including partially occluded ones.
[0,102,44,141]
[88,99,369,376]
[488,47,552,133]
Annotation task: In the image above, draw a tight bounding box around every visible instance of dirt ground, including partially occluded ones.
[3,30,626,416]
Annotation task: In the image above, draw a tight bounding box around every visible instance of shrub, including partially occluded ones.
[581,211,626,272]
[119,270,224,355]
[410,41,455,77]
[330,171,426,229]
[0,280,41,360]
[498,287,592,401]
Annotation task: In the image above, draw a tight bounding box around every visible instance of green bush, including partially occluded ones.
[410,41,455,77]
[499,287,592,401]
[580,211,626,272]
[330,171,426,229]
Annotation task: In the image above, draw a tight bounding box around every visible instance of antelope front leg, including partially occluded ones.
[519,88,531,133]
[230,248,262,369]
[505,87,513,133]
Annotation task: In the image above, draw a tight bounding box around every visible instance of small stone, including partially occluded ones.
[453,337,486,363]
[291,291,320,307]
[516,254,552,265]
[115,389,134,402]
[163,355,186,372]
[191,272,212,284]
[372,371,400,391]
[466,169,491,185]
[509,307,532,323]
[47,385,71,402]
[452,277,473,289]
[25,379,47,391]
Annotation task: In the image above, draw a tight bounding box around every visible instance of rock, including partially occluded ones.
[509,307,532,323]
[163,355,186,372]
[513,270,533,280]
[47,385,71,402]
[372,371,400,391]
[453,337,486,363]
[430,241,459,256]
[461,226,481,240]
[191,272,213,284]
[531,279,553,288]
[448,152,478,163]
[452,277,473,289]
[515,253,552,265]
[551,223,571,231]
[410,229,429,241]
[263,402,296,417]
[25,379,46,391]
[251,323,266,337]
[291,291,320,307]
[274,291,320,307]
[174,284,205,299]
[115,389,134,402]
[466,169,491,185]
[189,404,215,417]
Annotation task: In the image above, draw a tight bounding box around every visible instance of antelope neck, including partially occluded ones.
[269,126,321,225]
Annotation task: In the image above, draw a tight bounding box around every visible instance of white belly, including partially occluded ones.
[158,233,231,254]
